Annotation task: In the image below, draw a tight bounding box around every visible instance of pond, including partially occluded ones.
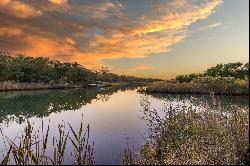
[0,86,249,165]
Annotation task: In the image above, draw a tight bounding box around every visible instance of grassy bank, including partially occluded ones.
[124,98,249,165]
[144,77,249,95]
[0,81,147,92]
[0,81,80,92]
[105,81,148,87]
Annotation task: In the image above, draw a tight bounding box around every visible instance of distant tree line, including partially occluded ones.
[0,52,159,85]
[176,62,249,83]
[95,66,160,83]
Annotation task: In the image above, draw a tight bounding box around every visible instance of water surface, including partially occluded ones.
[0,87,249,164]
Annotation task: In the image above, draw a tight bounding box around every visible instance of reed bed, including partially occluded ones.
[124,97,249,165]
[0,117,94,165]
[0,81,78,92]
[145,77,249,95]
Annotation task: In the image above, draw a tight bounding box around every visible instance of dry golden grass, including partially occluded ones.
[0,81,78,91]
[145,77,249,95]
[124,98,249,165]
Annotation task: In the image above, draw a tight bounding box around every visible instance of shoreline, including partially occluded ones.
[140,90,249,96]
[143,78,249,97]
[0,81,147,93]
[0,86,78,92]
[0,81,84,92]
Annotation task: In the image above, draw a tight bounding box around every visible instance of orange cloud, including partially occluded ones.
[68,1,124,20]
[111,64,154,76]
[0,0,223,70]
[0,0,42,18]
[129,64,154,71]
[72,0,223,68]
[0,27,22,37]
[49,0,67,5]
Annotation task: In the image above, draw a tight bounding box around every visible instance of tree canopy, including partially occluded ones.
[176,62,249,83]
[0,52,159,84]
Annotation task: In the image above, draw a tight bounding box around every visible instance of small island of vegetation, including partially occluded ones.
[144,62,249,95]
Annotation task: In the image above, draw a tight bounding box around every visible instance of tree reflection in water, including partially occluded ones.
[0,86,141,124]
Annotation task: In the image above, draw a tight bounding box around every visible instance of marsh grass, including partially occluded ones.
[124,95,249,165]
[0,81,78,92]
[0,116,94,165]
[145,77,249,95]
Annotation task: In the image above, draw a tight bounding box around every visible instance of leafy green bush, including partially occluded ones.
[176,62,249,83]
[176,73,202,83]
[204,62,249,79]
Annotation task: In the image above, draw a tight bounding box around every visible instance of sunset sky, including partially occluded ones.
[0,0,249,79]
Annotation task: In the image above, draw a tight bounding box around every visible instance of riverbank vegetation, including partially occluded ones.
[145,62,249,95]
[145,77,249,95]
[0,52,159,91]
[0,81,79,91]
[124,97,249,165]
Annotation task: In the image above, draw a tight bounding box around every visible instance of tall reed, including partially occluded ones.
[0,116,94,165]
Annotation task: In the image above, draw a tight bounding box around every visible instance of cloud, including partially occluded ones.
[78,1,124,19]
[129,64,154,71]
[0,0,223,69]
[198,37,216,41]
[112,64,154,76]
[49,0,67,5]
[0,0,42,18]
[194,22,222,32]
[0,27,22,37]
[84,0,223,64]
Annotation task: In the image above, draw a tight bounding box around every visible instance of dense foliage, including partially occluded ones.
[0,53,94,84]
[0,52,158,85]
[176,62,249,83]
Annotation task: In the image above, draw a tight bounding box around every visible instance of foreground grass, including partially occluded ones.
[124,97,249,165]
[144,77,249,95]
[0,117,94,165]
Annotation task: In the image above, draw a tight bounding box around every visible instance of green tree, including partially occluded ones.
[204,62,248,79]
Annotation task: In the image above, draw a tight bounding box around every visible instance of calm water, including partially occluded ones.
[0,86,249,164]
